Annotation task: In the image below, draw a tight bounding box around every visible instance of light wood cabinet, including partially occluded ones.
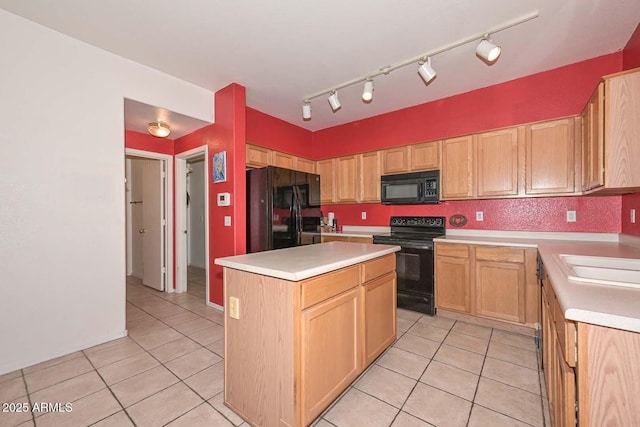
[382,146,409,174]
[246,143,271,167]
[301,287,360,424]
[581,83,604,191]
[272,151,295,169]
[359,151,381,202]
[525,117,578,195]
[335,155,359,203]
[409,141,441,171]
[583,69,640,193]
[435,243,471,313]
[441,135,474,199]
[294,156,316,173]
[316,158,336,204]
[321,235,373,244]
[223,253,396,427]
[475,128,519,197]
[435,243,538,327]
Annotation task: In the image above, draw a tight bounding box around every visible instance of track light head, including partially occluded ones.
[328,91,341,111]
[302,101,311,120]
[362,80,374,102]
[418,58,437,84]
[476,37,501,64]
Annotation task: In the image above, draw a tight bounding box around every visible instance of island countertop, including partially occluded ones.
[214,242,400,281]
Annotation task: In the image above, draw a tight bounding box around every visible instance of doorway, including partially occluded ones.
[175,146,209,302]
[125,149,173,292]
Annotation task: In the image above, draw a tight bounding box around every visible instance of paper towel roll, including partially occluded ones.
[327,212,335,225]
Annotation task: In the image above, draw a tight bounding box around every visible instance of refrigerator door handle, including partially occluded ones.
[294,186,302,245]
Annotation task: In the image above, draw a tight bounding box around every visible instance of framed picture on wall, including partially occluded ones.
[213,151,227,183]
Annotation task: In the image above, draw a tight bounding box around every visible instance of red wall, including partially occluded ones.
[312,54,623,158]
[246,107,313,158]
[125,130,174,155]
[326,196,621,233]
[175,84,247,306]
[623,23,640,70]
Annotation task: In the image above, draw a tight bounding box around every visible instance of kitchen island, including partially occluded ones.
[215,242,400,427]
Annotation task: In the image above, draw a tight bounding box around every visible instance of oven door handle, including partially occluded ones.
[373,241,433,250]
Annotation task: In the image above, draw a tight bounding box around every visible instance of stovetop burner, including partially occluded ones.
[372,216,446,247]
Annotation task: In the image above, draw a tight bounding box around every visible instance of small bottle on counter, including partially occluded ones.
[333,218,338,232]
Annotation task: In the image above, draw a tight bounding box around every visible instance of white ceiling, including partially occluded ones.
[1,1,639,136]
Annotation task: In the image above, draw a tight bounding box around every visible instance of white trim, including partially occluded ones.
[175,146,210,302]
[125,148,174,293]
[206,301,224,312]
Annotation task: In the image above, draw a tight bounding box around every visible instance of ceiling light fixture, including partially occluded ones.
[362,80,374,102]
[147,121,171,138]
[418,57,437,84]
[300,10,538,119]
[476,36,502,64]
[302,101,312,120]
[328,91,341,111]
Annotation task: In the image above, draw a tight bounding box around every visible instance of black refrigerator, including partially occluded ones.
[246,166,322,253]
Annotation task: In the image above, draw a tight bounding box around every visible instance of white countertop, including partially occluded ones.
[434,231,640,332]
[215,242,400,281]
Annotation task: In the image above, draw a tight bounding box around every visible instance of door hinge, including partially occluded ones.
[162,219,166,226]
[162,267,166,274]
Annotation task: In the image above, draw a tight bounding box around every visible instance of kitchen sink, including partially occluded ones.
[558,254,640,289]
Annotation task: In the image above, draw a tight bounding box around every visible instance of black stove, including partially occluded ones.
[373,216,446,315]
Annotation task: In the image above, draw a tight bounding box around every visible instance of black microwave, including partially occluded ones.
[381,170,440,204]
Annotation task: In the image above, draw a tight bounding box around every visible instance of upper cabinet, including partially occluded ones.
[359,151,381,202]
[272,151,295,169]
[409,141,441,171]
[316,158,336,204]
[475,128,520,198]
[525,117,578,195]
[583,69,640,193]
[294,157,316,174]
[335,155,359,203]
[382,147,409,174]
[246,144,271,168]
[246,144,316,174]
[441,135,474,199]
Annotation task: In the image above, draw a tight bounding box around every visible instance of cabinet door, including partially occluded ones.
[409,141,440,171]
[316,159,336,203]
[435,255,470,313]
[359,151,381,202]
[336,155,359,203]
[475,260,525,323]
[382,147,409,174]
[525,118,576,195]
[363,272,396,365]
[272,151,295,169]
[301,288,360,425]
[321,235,350,243]
[476,128,519,197]
[582,83,604,190]
[294,156,316,174]
[246,144,271,168]
[441,136,474,199]
[553,334,576,427]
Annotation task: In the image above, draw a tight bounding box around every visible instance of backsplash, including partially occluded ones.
[323,195,622,233]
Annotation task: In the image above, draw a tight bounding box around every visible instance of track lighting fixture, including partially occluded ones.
[300,11,538,119]
[362,80,374,102]
[147,121,171,138]
[302,101,311,120]
[476,37,502,64]
[418,58,437,84]
[328,91,341,111]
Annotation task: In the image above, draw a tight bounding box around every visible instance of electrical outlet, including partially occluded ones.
[361,211,367,220]
[224,216,231,226]
[229,297,240,319]
[476,211,484,221]
[567,210,577,222]
[632,209,636,224]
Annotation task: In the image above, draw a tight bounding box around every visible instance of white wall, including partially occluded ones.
[0,10,214,374]
[188,160,206,268]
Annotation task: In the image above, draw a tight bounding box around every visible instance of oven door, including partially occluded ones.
[395,245,434,296]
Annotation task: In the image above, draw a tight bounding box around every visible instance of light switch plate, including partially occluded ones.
[567,210,577,222]
[224,216,231,226]
[229,297,240,319]
[361,211,367,220]
[632,209,636,224]
[476,211,484,221]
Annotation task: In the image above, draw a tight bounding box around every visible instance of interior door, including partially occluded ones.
[141,159,165,291]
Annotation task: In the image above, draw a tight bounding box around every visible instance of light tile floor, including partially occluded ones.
[0,277,550,427]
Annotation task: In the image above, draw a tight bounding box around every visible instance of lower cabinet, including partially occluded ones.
[301,287,360,425]
[224,254,396,427]
[434,242,538,327]
[321,235,373,244]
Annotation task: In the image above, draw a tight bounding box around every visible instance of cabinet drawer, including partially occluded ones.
[361,254,395,283]
[436,243,469,258]
[301,266,360,309]
[545,279,577,367]
[475,246,525,263]
[349,236,373,244]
